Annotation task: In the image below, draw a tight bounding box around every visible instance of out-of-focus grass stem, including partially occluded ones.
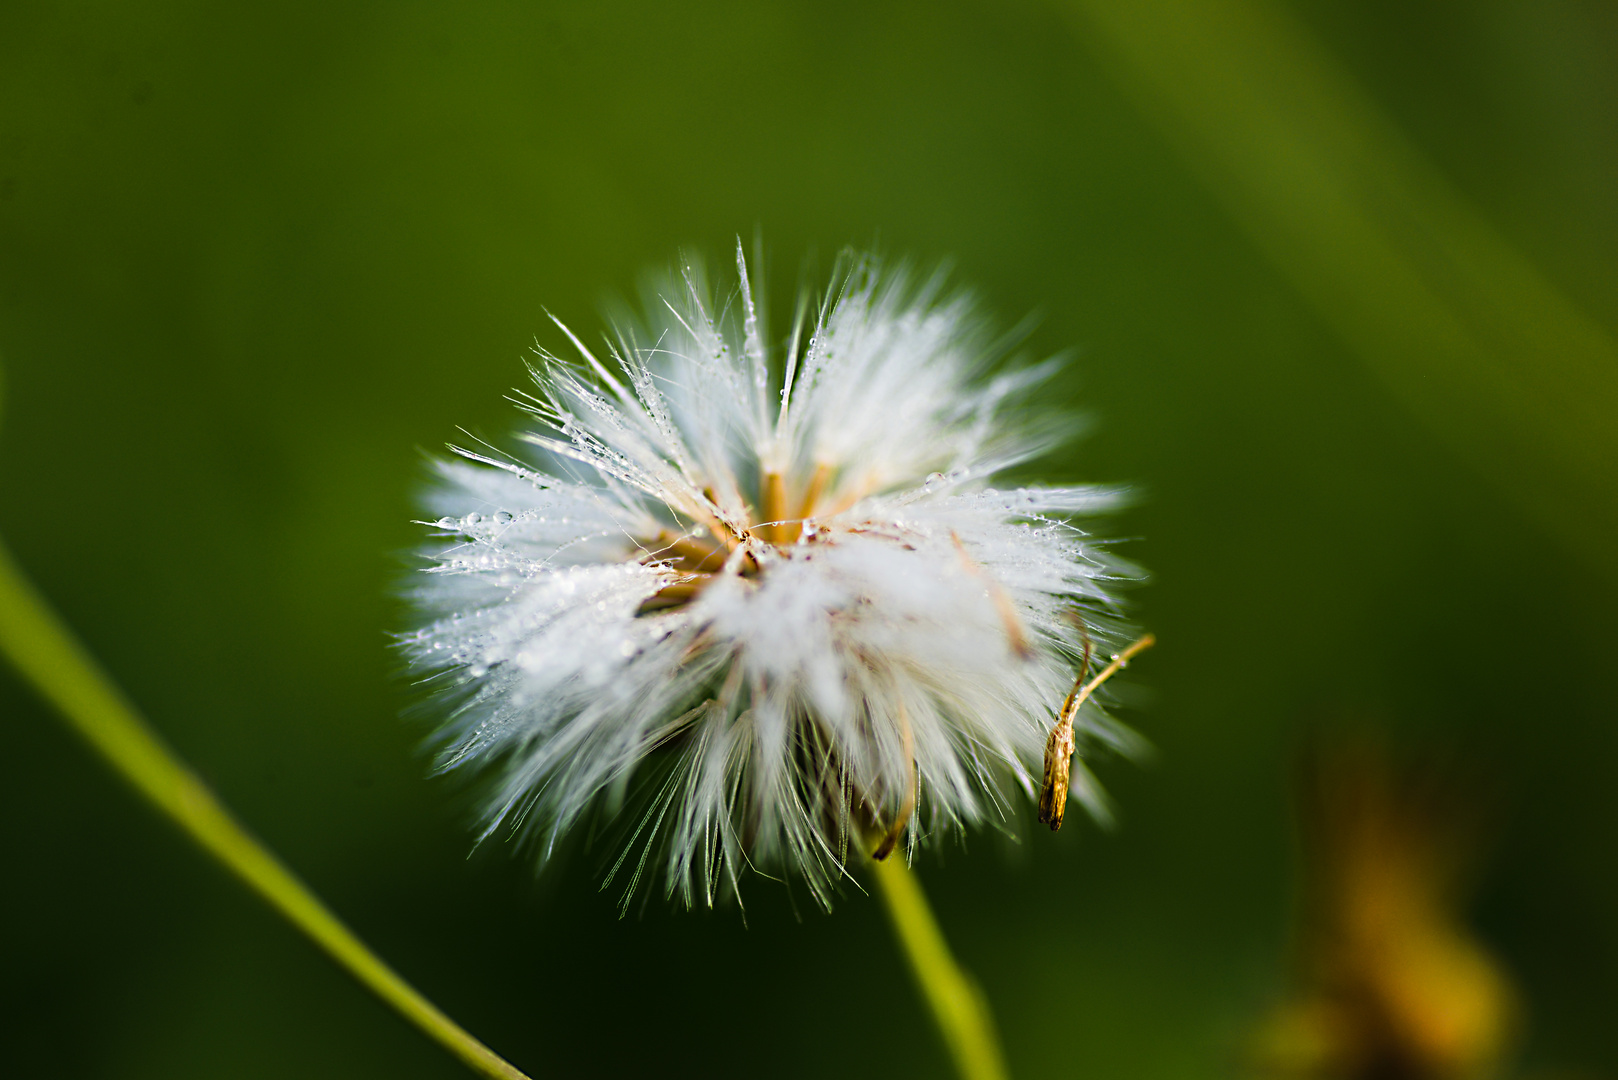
[0,533,532,1080]
[1063,0,1618,576]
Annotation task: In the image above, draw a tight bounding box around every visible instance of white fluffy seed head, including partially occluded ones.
[403,246,1143,910]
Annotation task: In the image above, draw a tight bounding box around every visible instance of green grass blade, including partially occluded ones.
[0,537,532,1080]
[1065,0,1618,572]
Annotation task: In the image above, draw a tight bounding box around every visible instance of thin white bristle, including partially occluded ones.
[404,249,1140,907]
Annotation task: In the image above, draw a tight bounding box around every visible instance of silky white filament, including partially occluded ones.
[404,246,1141,910]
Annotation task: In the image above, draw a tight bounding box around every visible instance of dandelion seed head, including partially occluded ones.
[404,246,1142,908]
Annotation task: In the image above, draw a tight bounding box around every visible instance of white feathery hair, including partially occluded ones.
[404,245,1142,910]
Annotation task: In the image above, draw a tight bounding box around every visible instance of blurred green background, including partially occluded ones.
[3,1,1616,1077]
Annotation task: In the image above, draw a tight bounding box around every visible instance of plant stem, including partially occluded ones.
[0,537,532,1080]
[1063,0,1618,576]
[870,854,1009,1080]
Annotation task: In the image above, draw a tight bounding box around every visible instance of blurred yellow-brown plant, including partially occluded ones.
[1257,734,1516,1080]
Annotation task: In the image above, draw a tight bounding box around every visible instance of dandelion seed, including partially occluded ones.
[404,245,1144,908]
